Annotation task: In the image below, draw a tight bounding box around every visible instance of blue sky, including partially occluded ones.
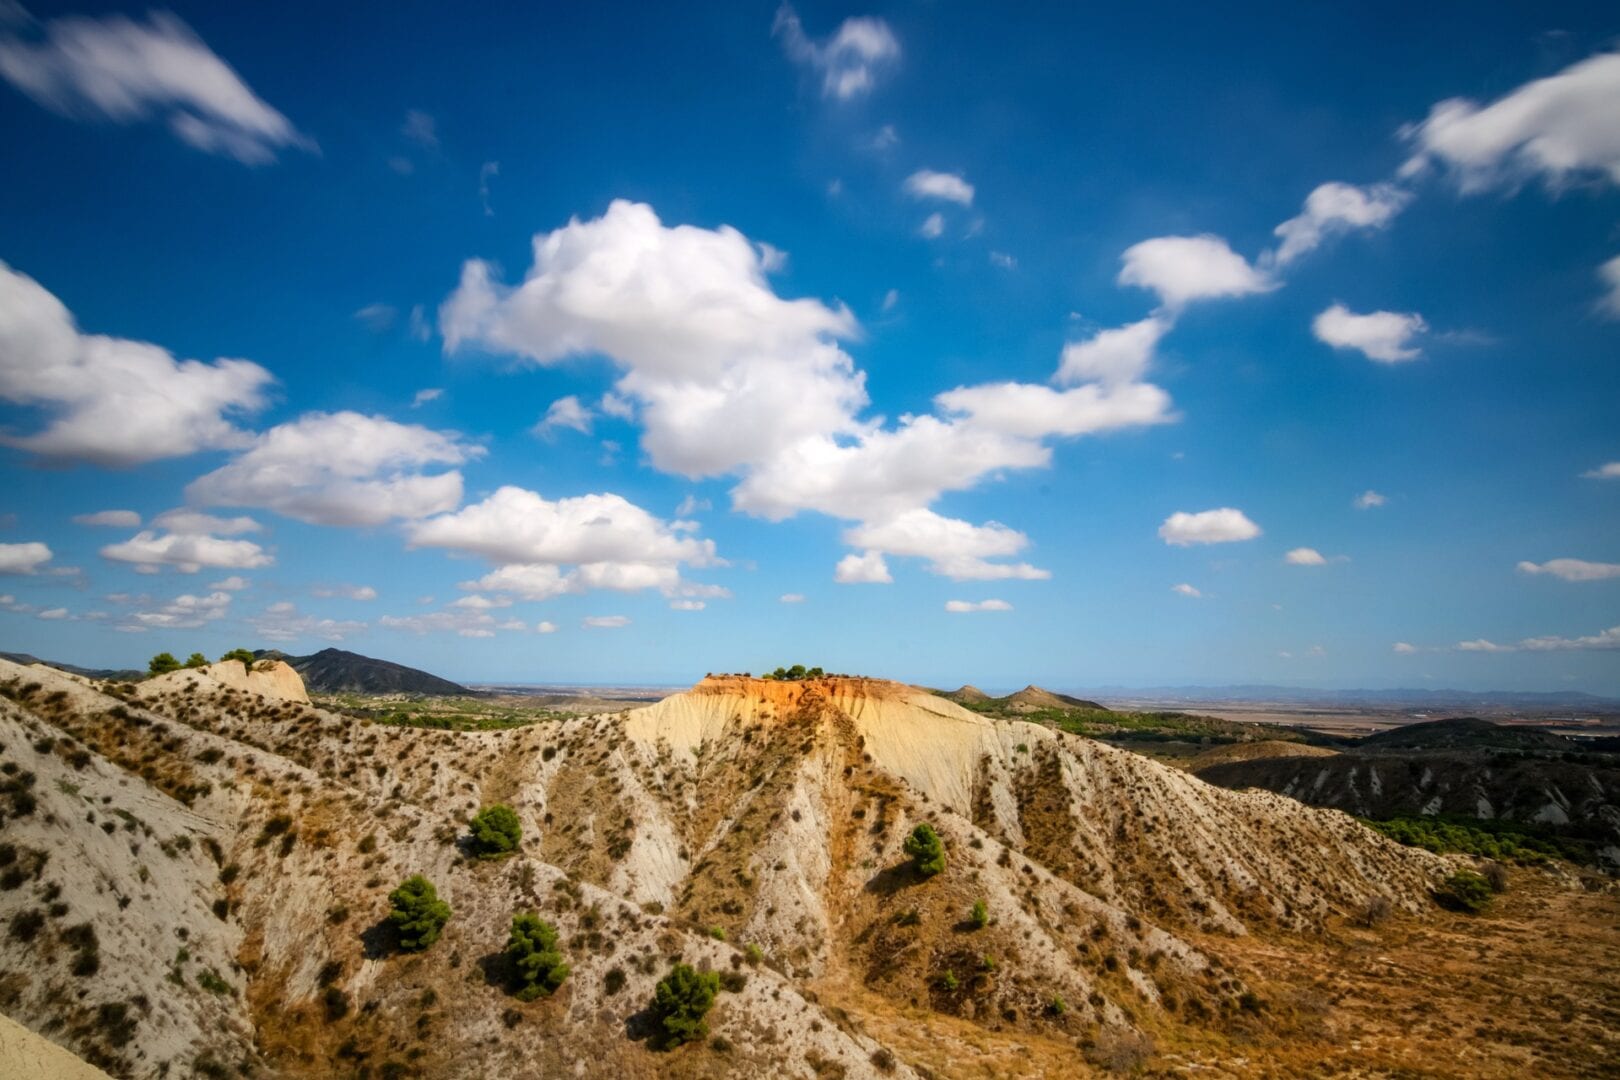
[1,2,1618,692]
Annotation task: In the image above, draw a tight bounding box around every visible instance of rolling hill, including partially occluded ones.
[1,661,1615,1077]
[255,647,469,696]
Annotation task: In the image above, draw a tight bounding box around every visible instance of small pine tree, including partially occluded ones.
[184,652,209,669]
[1435,869,1493,914]
[651,963,720,1048]
[969,899,989,929]
[904,823,946,877]
[218,648,256,668]
[505,913,569,1000]
[388,875,451,951]
[469,804,522,858]
[147,652,181,676]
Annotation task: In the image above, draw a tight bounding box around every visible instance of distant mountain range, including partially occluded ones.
[1075,684,1619,708]
[0,651,142,681]
[254,648,468,696]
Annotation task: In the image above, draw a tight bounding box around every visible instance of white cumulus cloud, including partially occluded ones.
[1516,558,1620,582]
[1285,547,1328,566]
[532,395,594,438]
[583,615,630,629]
[407,485,718,603]
[1401,51,1620,192]
[1353,490,1387,509]
[1159,508,1262,547]
[1312,304,1427,363]
[834,550,891,584]
[1118,235,1274,309]
[843,509,1049,581]
[0,10,313,164]
[101,530,272,574]
[0,541,52,574]
[1171,583,1202,598]
[1270,181,1409,266]
[1583,461,1620,480]
[440,200,1174,584]
[1055,316,1170,387]
[187,411,479,527]
[904,169,974,206]
[772,5,899,100]
[0,261,273,465]
[944,599,1011,613]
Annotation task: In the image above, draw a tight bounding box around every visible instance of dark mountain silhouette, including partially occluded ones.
[254,647,468,695]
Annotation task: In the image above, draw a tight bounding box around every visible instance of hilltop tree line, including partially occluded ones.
[146,648,258,677]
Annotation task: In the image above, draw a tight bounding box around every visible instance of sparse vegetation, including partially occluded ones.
[903,823,945,877]
[505,912,570,1000]
[219,648,256,667]
[388,875,452,950]
[968,899,989,929]
[761,665,824,680]
[651,963,720,1048]
[1434,869,1494,914]
[1364,814,1569,864]
[469,804,522,859]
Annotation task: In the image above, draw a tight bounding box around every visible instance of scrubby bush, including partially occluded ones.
[323,985,351,1021]
[650,963,720,1048]
[388,875,451,950]
[762,665,824,680]
[506,912,569,1000]
[904,823,945,877]
[469,804,522,859]
[1482,861,1509,893]
[1434,869,1493,914]
[184,653,209,670]
[219,649,256,668]
[969,899,989,929]
[147,653,181,676]
[1358,895,1394,927]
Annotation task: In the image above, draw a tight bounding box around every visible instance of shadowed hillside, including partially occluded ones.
[256,648,470,696]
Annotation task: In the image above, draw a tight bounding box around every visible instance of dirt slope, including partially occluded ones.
[1187,740,1340,772]
[8,663,1608,1078]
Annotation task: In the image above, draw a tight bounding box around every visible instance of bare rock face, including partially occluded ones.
[0,1011,115,1080]
[138,660,310,705]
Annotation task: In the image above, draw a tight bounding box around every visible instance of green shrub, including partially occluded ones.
[743,943,763,966]
[1048,993,1067,1016]
[506,912,569,1000]
[183,653,209,670]
[469,804,522,859]
[147,653,181,676]
[651,963,720,1048]
[903,823,945,877]
[1434,869,1493,914]
[219,649,256,668]
[969,899,989,929]
[938,969,959,991]
[388,875,451,951]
